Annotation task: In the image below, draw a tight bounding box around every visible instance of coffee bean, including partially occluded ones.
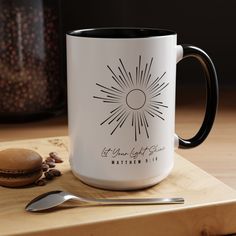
[49,152,57,159]
[48,169,61,177]
[46,157,55,163]
[49,152,63,163]
[47,162,56,168]
[44,171,54,180]
[42,163,49,172]
[35,178,47,186]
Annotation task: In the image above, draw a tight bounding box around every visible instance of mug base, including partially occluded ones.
[71,164,173,191]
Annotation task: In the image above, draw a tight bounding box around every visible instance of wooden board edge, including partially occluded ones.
[10,201,236,236]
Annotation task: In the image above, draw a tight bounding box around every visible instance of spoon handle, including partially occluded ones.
[80,197,184,205]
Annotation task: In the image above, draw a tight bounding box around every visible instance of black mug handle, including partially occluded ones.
[176,45,219,149]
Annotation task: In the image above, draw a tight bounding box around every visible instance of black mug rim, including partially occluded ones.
[67,27,176,39]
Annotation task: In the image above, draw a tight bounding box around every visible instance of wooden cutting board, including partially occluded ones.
[0,136,236,236]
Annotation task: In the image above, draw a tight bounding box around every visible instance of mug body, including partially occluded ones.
[67,28,177,190]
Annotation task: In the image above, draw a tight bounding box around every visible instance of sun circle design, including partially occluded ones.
[126,89,146,110]
[93,56,169,141]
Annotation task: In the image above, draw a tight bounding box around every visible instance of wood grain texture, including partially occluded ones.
[0,136,236,235]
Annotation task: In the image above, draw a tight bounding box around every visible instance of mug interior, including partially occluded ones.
[67,27,176,38]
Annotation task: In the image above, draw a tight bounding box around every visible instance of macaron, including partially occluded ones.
[0,148,43,187]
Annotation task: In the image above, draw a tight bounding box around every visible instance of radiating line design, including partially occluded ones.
[93,56,169,141]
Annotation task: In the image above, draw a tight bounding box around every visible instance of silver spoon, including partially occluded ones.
[25,190,184,212]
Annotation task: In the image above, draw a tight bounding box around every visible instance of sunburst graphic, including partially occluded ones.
[93,56,169,141]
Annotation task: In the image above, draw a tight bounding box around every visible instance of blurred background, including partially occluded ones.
[63,0,236,109]
[0,0,235,122]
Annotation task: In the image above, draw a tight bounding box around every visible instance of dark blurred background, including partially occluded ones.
[62,0,236,109]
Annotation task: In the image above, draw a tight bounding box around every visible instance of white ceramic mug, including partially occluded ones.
[66,28,218,190]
